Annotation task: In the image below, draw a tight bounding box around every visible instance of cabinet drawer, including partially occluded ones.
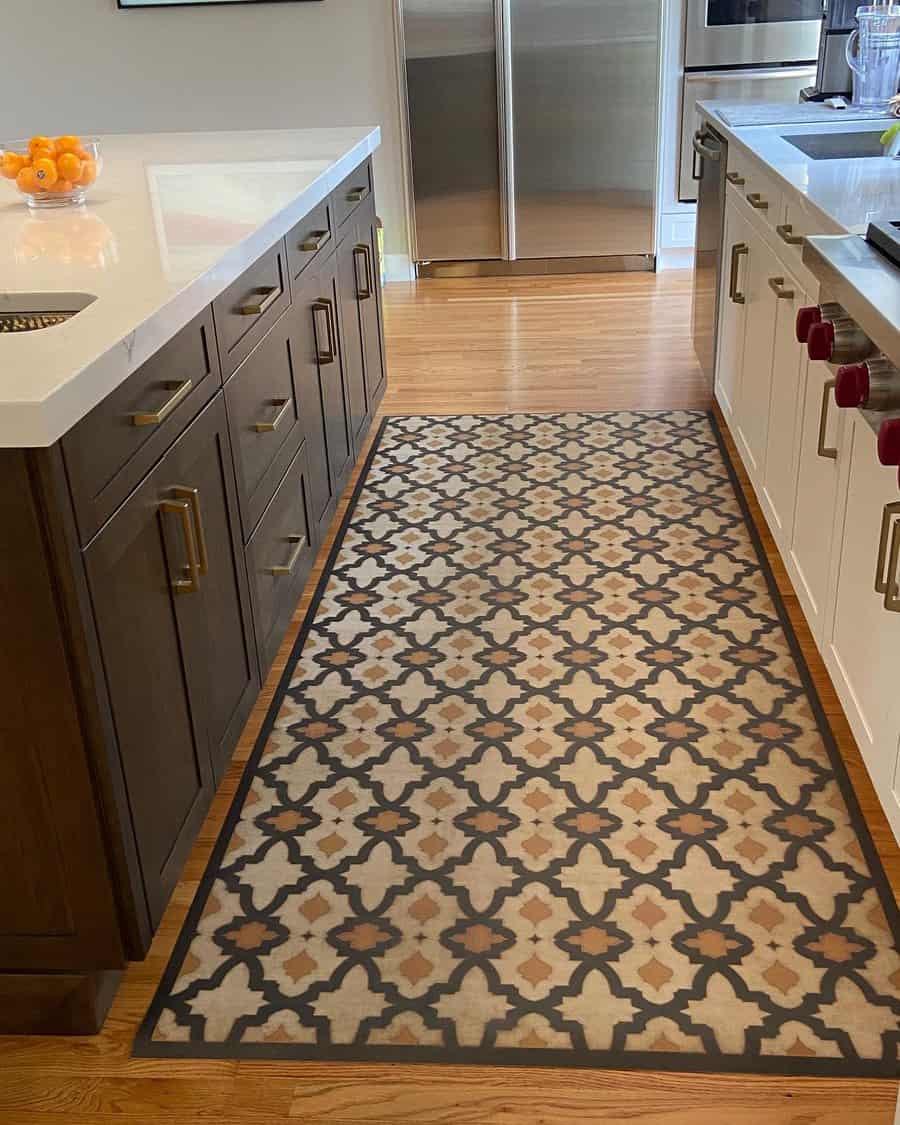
[777,196,842,293]
[213,241,290,378]
[332,158,373,229]
[287,197,334,281]
[246,442,316,677]
[63,307,221,544]
[225,313,303,538]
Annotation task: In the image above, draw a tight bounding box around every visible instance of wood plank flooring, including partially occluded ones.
[1,272,896,1125]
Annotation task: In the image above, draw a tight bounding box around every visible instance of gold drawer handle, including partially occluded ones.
[347,185,370,204]
[353,243,374,300]
[884,518,900,613]
[875,501,900,595]
[267,534,306,577]
[777,223,803,246]
[130,378,193,427]
[312,298,337,364]
[237,285,280,317]
[768,276,795,300]
[160,497,200,594]
[728,242,748,305]
[746,192,768,210]
[253,397,292,433]
[301,229,331,253]
[817,378,838,460]
[172,486,208,576]
[726,171,745,186]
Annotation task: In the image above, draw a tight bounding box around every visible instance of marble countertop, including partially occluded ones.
[0,126,381,448]
[699,101,899,236]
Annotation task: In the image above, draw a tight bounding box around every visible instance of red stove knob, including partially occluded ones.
[835,363,870,407]
[807,320,835,362]
[796,306,822,343]
[878,419,900,465]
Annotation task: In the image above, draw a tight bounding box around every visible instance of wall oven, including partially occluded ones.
[685,0,824,69]
[679,0,822,202]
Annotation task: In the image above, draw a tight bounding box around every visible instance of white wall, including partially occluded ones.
[0,0,410,263]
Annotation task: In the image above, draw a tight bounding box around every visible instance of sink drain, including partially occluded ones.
[0,311,77,333]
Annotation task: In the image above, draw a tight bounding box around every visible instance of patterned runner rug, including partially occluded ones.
[137,412,899,1075]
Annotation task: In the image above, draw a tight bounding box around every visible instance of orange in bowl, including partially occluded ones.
[2,135,102,209]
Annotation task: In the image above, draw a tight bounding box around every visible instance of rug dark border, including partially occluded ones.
[133,411,900,1078]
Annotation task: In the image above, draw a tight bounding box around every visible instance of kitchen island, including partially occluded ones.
[696,103,900,843]
[0,127,387,1032]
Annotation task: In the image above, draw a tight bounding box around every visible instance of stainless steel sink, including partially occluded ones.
[0,291,95,333]
[783,131,889,160]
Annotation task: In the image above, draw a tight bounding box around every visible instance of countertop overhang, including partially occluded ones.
[0,126,381,448]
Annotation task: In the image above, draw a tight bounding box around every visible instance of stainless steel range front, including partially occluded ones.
[685,0,824,68]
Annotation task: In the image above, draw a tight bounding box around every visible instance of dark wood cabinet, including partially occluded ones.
[84,398,256,924]
[0,155,386,1034]
[291,255,354,542]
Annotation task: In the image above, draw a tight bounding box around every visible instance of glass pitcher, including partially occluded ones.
[846,4,900,108]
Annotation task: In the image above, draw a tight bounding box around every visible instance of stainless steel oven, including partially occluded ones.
[685,0,824,68]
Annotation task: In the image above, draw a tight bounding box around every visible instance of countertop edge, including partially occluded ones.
[2,126,381,449]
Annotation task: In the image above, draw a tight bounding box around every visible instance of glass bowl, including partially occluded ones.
[1,137,102,209]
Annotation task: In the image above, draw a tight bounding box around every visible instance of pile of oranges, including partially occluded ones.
[2,135,98,197]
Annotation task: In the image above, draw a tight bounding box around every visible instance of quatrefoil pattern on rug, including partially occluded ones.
[139,412,900,1075]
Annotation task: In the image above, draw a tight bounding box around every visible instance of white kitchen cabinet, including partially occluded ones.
[715,196,752,422]
[733,231,780,479]
[824,411,900,838]
[787,356,844,644]
[759,270,808,550]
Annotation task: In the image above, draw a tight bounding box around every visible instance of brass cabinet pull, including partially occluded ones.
[817,378,838,460]
[746,192,768,210]
[130,378,193,427]
[171,486,208,576]
[884,518,900,612]
[728,242,748,305]
[237,285,280,317]
[160,497,200,594]
[347,185,370,204]
[253,397,292,433]
[776,223,803,246]
[312,298,337,365]
[353,243,374,300]
[300,229,331,253]
[726,170,745,186]
[874,502,900,594]
[267,534,306,577]
[768,276,795,300]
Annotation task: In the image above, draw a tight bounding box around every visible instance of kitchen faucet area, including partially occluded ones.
[0,2,899,1123]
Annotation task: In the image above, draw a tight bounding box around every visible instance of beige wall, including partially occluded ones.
[0,0,409,259]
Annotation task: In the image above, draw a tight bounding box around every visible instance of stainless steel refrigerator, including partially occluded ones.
[398,0,662,276]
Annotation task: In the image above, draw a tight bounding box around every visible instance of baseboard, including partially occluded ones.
[385,254,415,284]
[656,247,695,271]
[0,969,122,1034]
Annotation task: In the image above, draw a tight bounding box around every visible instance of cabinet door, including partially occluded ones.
[715,199,752,421]
[825,412,900,835]
[336,225,371,449]
[357,209,387,409]
[85,397,255,923]
[760,273,808,549]
[291,258,353,541]
[161,398,258,778]
[733,230,779,481]
[787,356,843,643]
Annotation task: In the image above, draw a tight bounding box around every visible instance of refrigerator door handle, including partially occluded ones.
[496,0,516,260]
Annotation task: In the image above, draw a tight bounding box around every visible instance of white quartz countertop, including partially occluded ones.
[0,126,381,447]
[699,101,900,237]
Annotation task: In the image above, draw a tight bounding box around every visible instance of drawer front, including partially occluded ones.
[742,164,782,232]
[246,442,316,677]
[213,241,291,378]
[778,196,842,294]
[225,313,303,538]
[287,197,334,281]
[63,307,221,544]
[332,158,373,229]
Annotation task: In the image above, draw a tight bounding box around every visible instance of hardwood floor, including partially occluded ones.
[1,271,896,1125]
